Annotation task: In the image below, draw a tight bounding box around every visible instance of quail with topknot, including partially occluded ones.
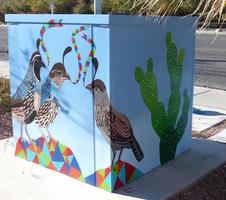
[35,47,71,143]
[12,39,46,144]
[86,58,144,167]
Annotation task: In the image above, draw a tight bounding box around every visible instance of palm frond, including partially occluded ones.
[130,0,226,28]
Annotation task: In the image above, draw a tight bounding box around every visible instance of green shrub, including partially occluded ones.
[73,0,93,14]
[101,0,138,14]
[73,0,140,14]
[0,0,32,14]
[0,0,74,15]
[29,0,74,14]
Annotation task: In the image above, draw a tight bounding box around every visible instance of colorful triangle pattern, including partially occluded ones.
[15,137,84,182]
[16,137,143,192]
[85,161,143,192]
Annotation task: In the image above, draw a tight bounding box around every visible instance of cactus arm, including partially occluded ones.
[151,102,167,138]
[175,90,190,143]
[144,58,158,111]
[178,49,185,66]
[167,90,181,128]
[165,32,172,48]
[166,32,184,92]
[166,32,177,70]
[134,59,158,112]
[134,67,145,84]
[147,58,154,72]
[167,43,177,67]
[166,31,185,129]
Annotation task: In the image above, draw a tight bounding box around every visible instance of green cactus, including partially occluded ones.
[134,32,190,165]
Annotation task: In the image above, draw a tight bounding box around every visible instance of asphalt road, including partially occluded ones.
[0,26,8,61]
[196,31,226,91]
[0,26,226,90]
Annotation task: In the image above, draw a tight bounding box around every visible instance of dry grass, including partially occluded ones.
[130,0,226,28]
[0,78,11,112]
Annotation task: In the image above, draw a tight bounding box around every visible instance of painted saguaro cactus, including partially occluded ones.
[134,32,190,165]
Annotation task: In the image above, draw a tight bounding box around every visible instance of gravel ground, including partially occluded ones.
[0,109,12,140]
[168,162,226,200]
[192,120,226,139]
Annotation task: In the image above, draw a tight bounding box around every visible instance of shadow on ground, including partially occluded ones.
[193,107,226,116]
[116,138,226,200]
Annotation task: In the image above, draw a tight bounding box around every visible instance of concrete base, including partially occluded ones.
[1,138,226,200]
[209,130,226,143]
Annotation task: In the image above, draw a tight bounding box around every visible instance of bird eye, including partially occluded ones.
[57,71,62,76]
[95,87,100,92]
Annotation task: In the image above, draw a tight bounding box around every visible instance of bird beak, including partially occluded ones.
[36,60,46,69]
[86,83,93,90]
[64,73,71,80]
[42,62,46,68]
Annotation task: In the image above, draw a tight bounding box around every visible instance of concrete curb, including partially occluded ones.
[196,30,226,35]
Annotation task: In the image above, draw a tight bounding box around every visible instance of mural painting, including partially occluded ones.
[11,18,144,192]
[13,19,92,185]
[7,15,194,192]
[134,32,190,165]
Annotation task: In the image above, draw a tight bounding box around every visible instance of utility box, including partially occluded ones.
[6,14,196,192]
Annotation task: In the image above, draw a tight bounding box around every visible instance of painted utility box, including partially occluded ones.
[6,14,196,192]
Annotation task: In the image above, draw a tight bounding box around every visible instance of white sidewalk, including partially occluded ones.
[0,60,9,78]
[0,137,226,200]
[193,86,226,132]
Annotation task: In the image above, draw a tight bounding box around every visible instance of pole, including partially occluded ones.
[94,0,102,14]
[50,0,54,14]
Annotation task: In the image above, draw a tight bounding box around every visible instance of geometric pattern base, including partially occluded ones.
[85,160,143,192]
[15,137,85,182]
[15,137,143,192]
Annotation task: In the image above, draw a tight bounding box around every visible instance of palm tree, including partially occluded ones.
[131,0,226,28]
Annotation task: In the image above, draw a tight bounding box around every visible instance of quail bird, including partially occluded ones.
[86,59,144,167]
[35,47,71,143]
[12,39,46,144]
